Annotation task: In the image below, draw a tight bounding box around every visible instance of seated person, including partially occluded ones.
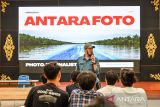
[24,62,69,107]
[69,71,103,107]
[66,71,80,96]
[112,68,147,107]
[97,70,119,96]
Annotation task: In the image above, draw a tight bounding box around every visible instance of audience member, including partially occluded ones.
[97,70,119,96]
[112,68,147,107]
[66,71,80,96]
[25,62,69,107]
[69,71,103,107]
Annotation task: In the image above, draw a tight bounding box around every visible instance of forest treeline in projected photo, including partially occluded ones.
[91,35,139,47]
[20,33,70,45]
[19,33,140,60]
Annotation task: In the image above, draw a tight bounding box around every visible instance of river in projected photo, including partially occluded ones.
[19,44,140,60]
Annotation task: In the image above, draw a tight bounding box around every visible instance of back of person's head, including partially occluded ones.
[120,68,136,87]
[105,70,119,85]
[77,71,96,90]
[44,62,61,80]
[87,96,116,107]
[71,71,80,83]
[40,74,47,84]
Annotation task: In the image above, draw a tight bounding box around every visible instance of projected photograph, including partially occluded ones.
[19,6,140,60]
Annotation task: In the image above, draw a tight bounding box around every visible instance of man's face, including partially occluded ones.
[86,48,93,56]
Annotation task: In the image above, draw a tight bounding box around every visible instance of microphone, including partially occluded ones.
[39,95,57,103]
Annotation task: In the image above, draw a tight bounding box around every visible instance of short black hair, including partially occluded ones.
[71,71,80,82]
[120,68,136,87]
[44,62,61,80]
[77,71,96,90]
[105,70,118,85]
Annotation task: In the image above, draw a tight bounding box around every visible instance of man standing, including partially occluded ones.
[76,43,101,90]
[25,62,69,107]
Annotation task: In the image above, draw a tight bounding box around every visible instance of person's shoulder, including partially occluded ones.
[135,88,146,93]
[54,87,69,99]
[29,85,40,93]
[34,84,48,90]
[97,86,112,94]
[95,91,104,96]
[56,87,68,95]
[70,89,81,97]
[97,86,106,92]
[112,87,123,93]
[40,84,68,96]
[31,86,39,90]
[72,88,81,94]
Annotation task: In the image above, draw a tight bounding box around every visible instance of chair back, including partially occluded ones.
[18,75,30,87]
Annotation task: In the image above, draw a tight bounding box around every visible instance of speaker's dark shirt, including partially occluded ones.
[76,55,100,74]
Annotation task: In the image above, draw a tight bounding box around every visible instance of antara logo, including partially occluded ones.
[24,15,135,26]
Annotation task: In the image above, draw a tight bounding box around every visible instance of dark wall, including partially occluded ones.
[140,0,160,81]
[0,0,159,81]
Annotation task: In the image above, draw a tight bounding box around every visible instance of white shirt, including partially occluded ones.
[97,85,115,96]
[112,87,148,107]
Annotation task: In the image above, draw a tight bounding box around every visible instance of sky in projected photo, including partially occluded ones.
[19,6,140,60]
